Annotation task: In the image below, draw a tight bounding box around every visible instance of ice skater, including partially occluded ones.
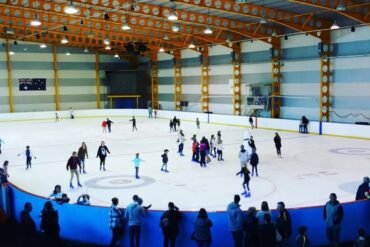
[148,106,153,118]
[177,130,186,156]
[210,134,217,157]
[154,110,157,118]
[1,160,9,179]
[66,151,82,189]
[96,141,110,171]
[169,120,174,132]
[248,136,256,153]
[18,145,36,169]
[192,140,200,163]
[196,117,200,129]
[77,142,88,174]
[69,107,74,119]
[236,166,251,197]
[217,131,222,144]
[0,137,5,154]
[129,116,137,131]
[55,113,59,122]
[250,150,259,176]
[161,149,169,172]
[274,132,282,158]
[217,140,224,161]
[238,145,250,173]
[102,120,107,133]
[132,153,145,179]
[106,118,114,133]
[199,140,207,167]
[249,115,254,129]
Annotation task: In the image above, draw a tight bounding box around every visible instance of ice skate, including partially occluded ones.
[70,183,74,189]
[78,182,83,187]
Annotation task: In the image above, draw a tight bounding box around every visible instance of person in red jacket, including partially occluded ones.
[102,120,107,133]
[66,151,82,189]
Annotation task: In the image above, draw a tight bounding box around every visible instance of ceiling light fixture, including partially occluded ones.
[330,20,340,30]
[188,41,195,49]
[121,21,130,30]
[159,47,165,52]
[172,24,179,32]
[6,27,15,35]
[204,26,213,34]
[104,38,110,45]
[336,0,347,11]
[260,0,267,24]
[105,45,111,50]
[114,53,119,58]
[30,14,42,27]
[64,1,79,14]
[168,0,178,21]
[40,43,47,48]
[163,33,169,40]
[84,47,89,53]
[61,36,69,44]
[226,33,232,43]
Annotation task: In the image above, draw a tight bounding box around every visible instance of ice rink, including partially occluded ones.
[1,115,369,211]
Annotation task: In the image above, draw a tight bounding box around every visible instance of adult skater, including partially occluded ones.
[236,166,251,197]
[130,116,138,131]
[97,141,111,171]
[238,145,250,171]
[66,151,82,189]
[18,146,36,169]
[217,140,224,161]
[248,136,257,153]
[210,134,217,157]
[250,150,259,176]
[192,140,199,163]
[274,133,282,158]
[249,115,254,129]
[148,106,153,118]
[0,137,4,154]
[177,130,186,156]
[69,107,74,119]
[196,117,200,129]
[55,113,59,122]
[132,153,145,179]
[173,117,177,132]
[77,142,88,174]
[161,149,169,172]
[102,120,107,133]
[169,120,174,132]
[154,110,157,118]
[199,139,207,167]
[106,118,114,133]
[217,131,222,144]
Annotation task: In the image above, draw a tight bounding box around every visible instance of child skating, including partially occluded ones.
[18,146,36,169]
[250,150,259,176]
[274,132,282,158]
[236,166,251,197]
[132,153,145,179]
[102,120,107,133]
[96,141,110,171]
[161,149,169,172]
[106,118,114,133]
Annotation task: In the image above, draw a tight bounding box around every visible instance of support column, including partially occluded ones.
[271,40,282,118]
[95,51,101,109]
[5,40,13,113]
[53,46,60,111]
[232,43,242,115]
[173,50,182,111]
[150,53,159,110]
[319,40,331,122]
[200,47,209,112]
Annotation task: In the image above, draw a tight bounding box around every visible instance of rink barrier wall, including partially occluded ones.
[0,109,369,139]
[7,182,370,246]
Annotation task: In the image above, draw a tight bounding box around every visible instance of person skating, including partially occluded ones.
[302,116,309,134]
[250,150,259,176]
[130,116,138,131]
[18,146,36,169]
[217,140,224,161]
[173,117,178,132]
[238,145,250,173]
[196,117,200,129]
[106,118,114,133]
[0,137,4,154]
[177,130,186,156]
[169,120,174,132]
[77,142,88,174]
[274,132,282,158]
[96,141,110,171]
[248,136,256,153]
[192,140,199,162]
[69,107,74,119]
[132,153,145,179]
[161,149,169,172]
[249,115,254,129]
[236,166,251,197]
[154,110,157,118]
[55,113,59,122]
[210,135,217,158]
[217,130,222,144]
[148,106,153,118]
[199,140,207,167]
[66,151,82,189]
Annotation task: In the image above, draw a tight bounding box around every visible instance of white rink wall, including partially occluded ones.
[0,109,369,139]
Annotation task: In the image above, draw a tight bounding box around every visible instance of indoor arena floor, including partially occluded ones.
[1,116,369,211]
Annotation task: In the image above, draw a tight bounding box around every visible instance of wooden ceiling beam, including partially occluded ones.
[288,0,370,24]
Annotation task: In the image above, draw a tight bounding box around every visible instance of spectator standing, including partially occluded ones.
[276,201,292,246]
[302,116,309,133]
[249,115,254,129]
[354,228,368,247]
[226,195,244,247]
[356,176,369,200]
[296,226,310,247]
[160,202,181,247]
[323,193,344,247]
[244,207,259,247]
[40,201,60,247]
[20,202,37,247]
[257,214,276,247]
[109,197,124,247]
[125,195,146,247]
[256,201,272,225]
[193,208,212,247]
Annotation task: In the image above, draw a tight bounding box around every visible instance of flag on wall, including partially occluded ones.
[19,78,46,91]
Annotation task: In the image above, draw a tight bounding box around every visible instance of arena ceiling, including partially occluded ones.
[0,0,369,57]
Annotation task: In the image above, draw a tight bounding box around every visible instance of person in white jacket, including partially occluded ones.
[238,145,250,172]
[177,130,186,156]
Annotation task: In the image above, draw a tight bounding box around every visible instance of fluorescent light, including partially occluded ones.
[40,43,47,48]
[336,0,346,11]
[61,36,69,44]
[64,1,78,14]
[30,14,42,27]
[172,24,179,32]
[204,27,213,34]
[104,38,110,45]
[66,51,71,56]
[168,11,178,21]
[188,42,195,49]
[9,51,15,56]
[159,47,165,52]
[330,20,340,30]
[121,22,130,30]
[105,45,111,50]
[114,53,119,58]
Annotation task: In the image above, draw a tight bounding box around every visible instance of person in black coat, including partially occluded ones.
[106,118,114,133]
[21,202,37,247]
[130,116,137,131]
[356,176,369,200]
[302,116,309,134]
[274,132,282,158]
[40,201,60,247]
[258,214,276,247]
[96,141,111,171]
[250,150,259,176]
[276,202,292,246]
[244,207,259,247]
[160,202,181,247]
